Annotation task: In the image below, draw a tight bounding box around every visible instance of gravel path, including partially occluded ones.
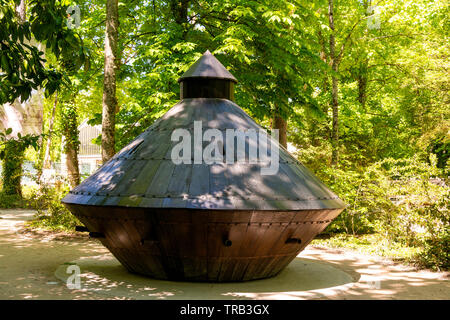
[0,209,448,300]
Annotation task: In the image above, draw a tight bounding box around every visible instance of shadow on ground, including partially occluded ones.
[55,255,357,300]
[1,209,448,300]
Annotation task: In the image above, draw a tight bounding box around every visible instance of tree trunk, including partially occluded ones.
[1,142,24,196]
[66,142,80,188]
[170,0,190,41]
[101,0,119,163]
[357,69,367,108]
[318,29,329,99]
[358,3,370,109]
[62,103,80,188]
[272,106,287,148]
[328,0,339,166]
[170,0,189,25]
[43,92,57,169]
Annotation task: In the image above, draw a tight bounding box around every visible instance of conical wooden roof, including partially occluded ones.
[62,53,344,211]
[178,50,237,83]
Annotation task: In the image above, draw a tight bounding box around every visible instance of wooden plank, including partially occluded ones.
[153,221,181,278]
[70,159,117,194]
[173,220,206,279]
[241,222,271,281]
[125,159,162,195]
[188,164,210,197]
[217,222,248,281]
[137,131,168,158]
[166,164,192,197]
[114,218,150,275]
[145,160,175,197]
[109,160,147,197]
[206,223,232,281]
[95,158,135,195]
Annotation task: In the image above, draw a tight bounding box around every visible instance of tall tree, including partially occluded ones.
[42,92,57,169]
[61,98,80,188]
[101,0,119,162]
[273,105,288,148]
[328,0,339,166]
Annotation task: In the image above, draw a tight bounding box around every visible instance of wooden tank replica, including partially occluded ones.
[62,51,345,282]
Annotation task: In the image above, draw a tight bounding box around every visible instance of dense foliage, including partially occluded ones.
[312,155,449,270]
[0,0,88,103]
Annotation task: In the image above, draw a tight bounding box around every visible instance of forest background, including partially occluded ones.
[0,0,448,270]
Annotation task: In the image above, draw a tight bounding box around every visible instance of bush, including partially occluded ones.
[28,181,82,232]
[306,154,449,270]
[30,199,81,232]
[0,192,25,208]
[0,185,38,208]
[417,193,450,271]
[419,228,450,271]
[317,164,397,235]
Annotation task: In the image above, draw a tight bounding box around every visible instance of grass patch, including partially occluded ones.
[312,233,423,265]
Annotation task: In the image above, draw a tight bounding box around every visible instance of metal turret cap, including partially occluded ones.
[178,50,237,83]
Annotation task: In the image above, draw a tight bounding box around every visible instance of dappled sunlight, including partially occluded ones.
[53,254,355,300]
[0,208,448,300]
[0,0,446,305]
[0,209,35,221]
[62,98,344,211]
[0,209,112,299]
[299,246,450,299]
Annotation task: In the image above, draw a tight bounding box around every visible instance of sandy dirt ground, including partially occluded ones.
[0,208,448,300]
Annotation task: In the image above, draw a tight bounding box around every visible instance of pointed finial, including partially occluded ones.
[178,50,237,83]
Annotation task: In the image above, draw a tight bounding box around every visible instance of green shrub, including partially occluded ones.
[0,192,24,208]
[317,164,396,235]
[28,182,82,232]
[305,154,449,270]
[0,185,38,208]
[416,193,450,271]
[419,228,450,271]
[30,199,81,232]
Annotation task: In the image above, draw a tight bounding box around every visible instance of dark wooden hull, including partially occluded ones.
[64,204,342,282]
